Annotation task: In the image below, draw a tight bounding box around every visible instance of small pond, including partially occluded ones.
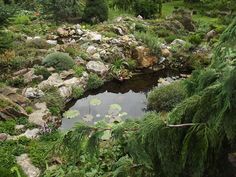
[60,69,179,131]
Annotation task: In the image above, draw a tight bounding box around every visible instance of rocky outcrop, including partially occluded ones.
[23,87,44,99]
[132,46,158,68]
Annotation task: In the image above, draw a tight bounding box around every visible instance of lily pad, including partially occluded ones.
[89,98,102,106]
[108,104,122,115]
[63,110,80,119]
[82,114,94,122]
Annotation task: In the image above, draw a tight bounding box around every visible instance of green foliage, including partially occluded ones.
[126,58,137,70]
[42,52,75,71]
[0,31,14,53]
[133,0,159,19]
[26,38,50,49]
[148,81,187,112]
[40,0,83,22]
[13,15,31,25]
[188,34,203,45]
[34,66,51,80]
[134,31,163,56]
[87,73,104,90]
[73,65,85,77]
[6,76,24,87]
[25,106,33,114]
[83,0,108,24]
[72,86,84,99]
[112,0,134,11]
[41,86,64,116]
[0,3,16,27]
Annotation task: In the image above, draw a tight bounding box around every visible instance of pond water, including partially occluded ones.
[60,70,179,131]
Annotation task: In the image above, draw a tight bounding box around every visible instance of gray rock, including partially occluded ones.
[91,53,101,60]
[28,102,51,126]
[87,32,102,42]
[0,133,8,141]
[46,40,57,45]
[60,69,75,79]
[38,73,64,90]
[86,45,97,55]
[16,154,40,177]
[86,61,109,75]
[23,87,44,99]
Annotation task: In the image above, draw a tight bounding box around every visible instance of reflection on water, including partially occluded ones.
[60,70,179,131]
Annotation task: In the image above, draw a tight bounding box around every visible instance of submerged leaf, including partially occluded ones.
[108,104,122,115]
[63,110,80,119]
[83,114,94,122]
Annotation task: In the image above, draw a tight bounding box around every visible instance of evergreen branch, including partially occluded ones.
[167,123,198,128]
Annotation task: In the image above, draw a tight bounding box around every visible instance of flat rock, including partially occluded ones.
[38,73,64,90]
[16,154,40,177]
[23,87,44,99]
[86,61,109,76]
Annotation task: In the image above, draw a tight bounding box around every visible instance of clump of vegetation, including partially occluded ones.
[25,106,33,114]
[41,86,64,116]
[73,65,85,77]
[133,0,159,19]
[13,15,31,25]
[188,33,203,45]
[42,52,75,71]
[135,30,163,56]
[83,0,108,24]
[40,0,83,22]
[26,38,50,49]
[87,73,104,90]
[72,86,84,99]
[6,76,24,87]
[34,65,51,79]
[147,81,187,112]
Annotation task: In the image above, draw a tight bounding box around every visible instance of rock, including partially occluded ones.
[57,27,69,37]
[161,48,171,58]
[0,133,8,141]
[23,87,44,99]
[86,45,97,55]
[58,86,72,99]
[132,46,158,68]
[75,56,86,65]
[46,34,58,40]
[87,32,102,42]
[46,40,57,45]
[60,69,75,79]
[47,67,56,72]
[15,124,25,130]
[206,30,217,41]
[28,102,52,126]
[137,15,143,20]
[38,73,64,90]
[23,69,43,84]
[114,16,123,23]
[0,86,29,105]
[86,61,109,75]
[21,128,40,139]
[64,77,83,87]
[13,68,29,76]
[91,53,101,60]
[76,28,84,35]
[16,154,40,177]
[114,27,125,36]
[0,94,28,120]
[170,39,187,49]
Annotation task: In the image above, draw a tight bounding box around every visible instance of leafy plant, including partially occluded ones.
[72,86,84,99]
[42,52,75,71]
[34,66,51,79]
[13,15,31,25]
[87,73,104,90]
[73,65,85,77]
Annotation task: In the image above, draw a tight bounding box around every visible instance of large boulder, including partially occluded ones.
[38,73,64,90]
[86,61,109,76]
[132,46,158,68]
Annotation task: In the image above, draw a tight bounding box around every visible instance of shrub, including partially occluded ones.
[147,81,187,112]
[133,0,158,19]
[72,86,84,99]
[165,34,177,43]
[25,106,33,114]
[73,65,85,77]
[13,15,30,25]
[40,0,83,22]
[41,86,64,116]
[26,38,50,49]
[0,31,14,54]
[87,73,104,90]
[42,52,75,71]
[83,0,108,24]
[34,66,51,79]
[126,58,137,70]
[188,34,202,45]
[65,47,80,57]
